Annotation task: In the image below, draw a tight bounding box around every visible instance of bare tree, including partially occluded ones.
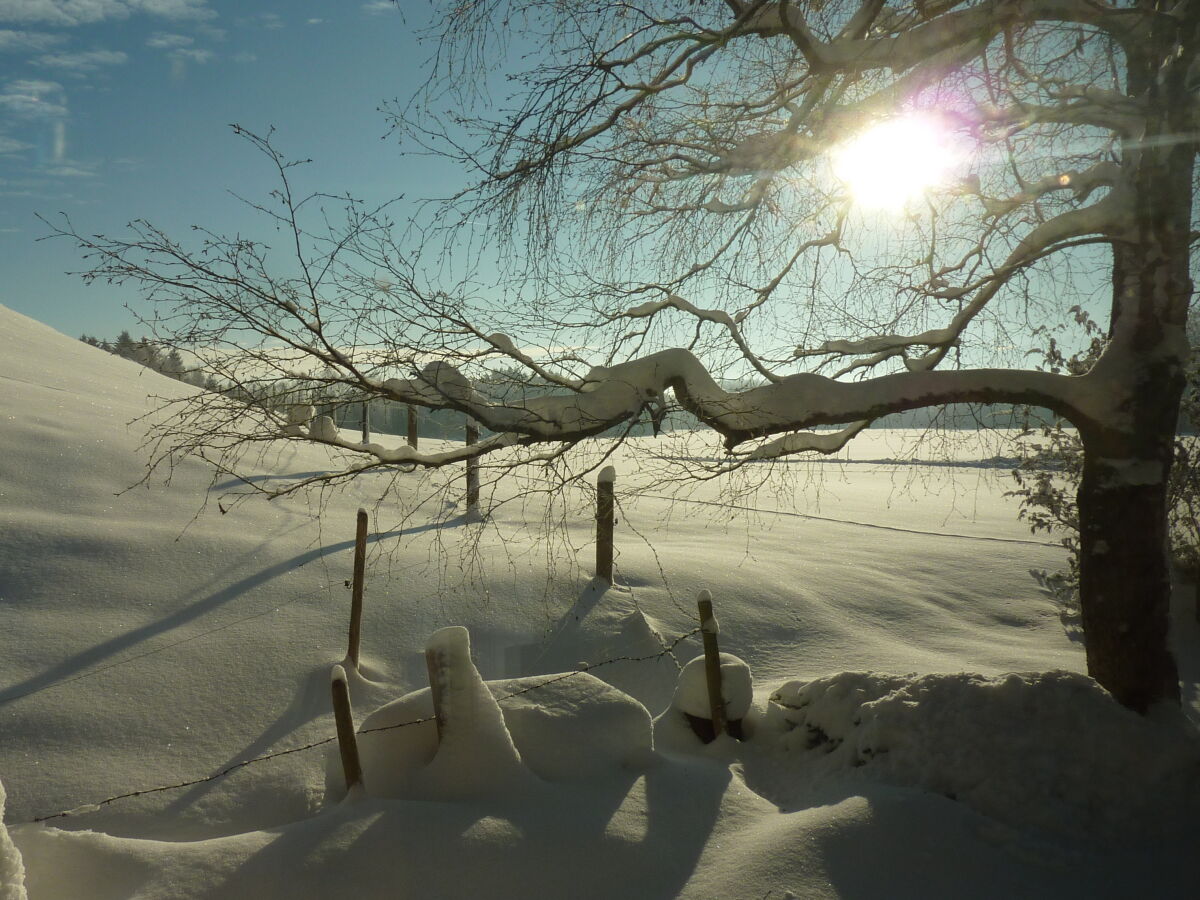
[52,1,1200,712]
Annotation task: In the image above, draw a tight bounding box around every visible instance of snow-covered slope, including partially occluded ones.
[0,303,1196,898]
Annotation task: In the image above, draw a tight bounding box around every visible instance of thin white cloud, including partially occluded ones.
[146,32,192,49]
[167,45,211,79]
[0,78,67,119]
[130,0,214,20]
[42,161,96,176]
[0,133,31,153]
[231,50,255,64]
[306,18,323,25]
[362,2,394,14]
[0,0,214,27]
[0,28,66,51]
[34,48,128,72]
[235,11,282,30]
[169,46,210,63]
[0,1,125,26]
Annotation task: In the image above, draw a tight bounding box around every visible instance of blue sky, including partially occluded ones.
[0,1,449,338]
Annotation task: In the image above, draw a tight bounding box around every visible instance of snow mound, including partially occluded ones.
[327,668,653,802]
[485,673,655,780]
[405,626,533,800]
[763,670,1200,842]
[673,652,753,720]
[654,653,756,753]
[0,781,28,900]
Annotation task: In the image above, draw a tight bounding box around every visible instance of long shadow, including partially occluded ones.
[161,663,335,830]
[0,517,468,707]
[214,757,732,900]
[211,471,337,490]
[519,579,611,672]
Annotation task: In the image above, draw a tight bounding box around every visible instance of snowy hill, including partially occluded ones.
[0,303,1196,899]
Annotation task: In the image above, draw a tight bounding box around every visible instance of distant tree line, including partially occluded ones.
[80,331,219,391]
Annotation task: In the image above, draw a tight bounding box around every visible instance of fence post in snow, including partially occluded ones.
[330,665,364,792]
[360,400,370,445]
[697,590,727,738]
[596,466,616,583]
[348,508,368,669]
[407,405,418,448]
[425,643,448,742]
[465,421,480,520]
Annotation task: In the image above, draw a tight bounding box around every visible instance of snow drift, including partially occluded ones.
[758,669,1200,842]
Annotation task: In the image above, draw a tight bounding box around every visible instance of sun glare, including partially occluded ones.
[831,114,964,211]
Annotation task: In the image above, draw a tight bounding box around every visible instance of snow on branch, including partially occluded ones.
[352,348,1085,461]
[615,292,782,383]
[744,420,871,460]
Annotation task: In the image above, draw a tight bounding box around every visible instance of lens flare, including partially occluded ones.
[831,114,965,211]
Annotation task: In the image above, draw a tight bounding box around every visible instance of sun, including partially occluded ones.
[831,114,965,211]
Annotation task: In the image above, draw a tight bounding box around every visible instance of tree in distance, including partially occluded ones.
[52,1,1200,713]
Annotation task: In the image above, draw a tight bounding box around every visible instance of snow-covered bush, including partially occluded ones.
[761,670,1200,842]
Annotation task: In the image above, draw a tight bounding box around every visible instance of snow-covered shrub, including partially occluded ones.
[762,670,1200,842]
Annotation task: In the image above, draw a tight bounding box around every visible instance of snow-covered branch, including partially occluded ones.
[352,349,1085,458]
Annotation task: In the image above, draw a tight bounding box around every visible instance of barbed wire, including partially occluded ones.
[27,629,700,826]
[14,462,1054,825]
[634,492,1059,547]
[0,584,332,708]
[3,470,1047,712]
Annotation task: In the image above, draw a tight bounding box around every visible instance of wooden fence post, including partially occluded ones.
[465,420,480,519]
[331,665,364,792]
[407,405,418,448]
[348,508,368,668]
[697,590,726,739]
[425,644,447,742]
[360,400,370,445]
[596,466,616,583]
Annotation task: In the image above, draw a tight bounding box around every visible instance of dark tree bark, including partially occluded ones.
[1072,14,1195,709]
[1077,448,1181,711]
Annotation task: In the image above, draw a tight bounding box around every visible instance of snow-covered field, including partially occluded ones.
[1,303,1197,899]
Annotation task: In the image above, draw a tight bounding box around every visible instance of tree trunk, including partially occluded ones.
[1076,446,1180,712]
[1073,25,1193,712]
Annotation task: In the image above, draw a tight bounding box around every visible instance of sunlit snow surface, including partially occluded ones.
[0,303,1197,899]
